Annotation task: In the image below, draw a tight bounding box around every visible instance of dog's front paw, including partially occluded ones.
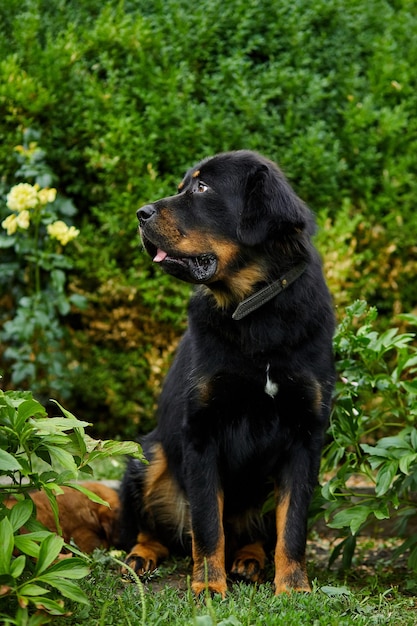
[191,577,227,598]
[274,564,311,594]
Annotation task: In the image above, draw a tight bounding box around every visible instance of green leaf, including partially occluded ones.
[17,399,47,425]
[320,585,352,596]
[64,483,109,506]
[14,534,42,558]
[399,453,417,475]
[32,417,90,433]
[45,446,78,475]
[0,517,14,574]
[40,557,89,579]
[0,449,23,472]
[8,498,34,532]
[31,596,69,615]
[375,461,398,496]
[10,554,26,578]
[41,577,89,604]
[19,583,49,597]
[35,534,65,575]
[328,505,371,535]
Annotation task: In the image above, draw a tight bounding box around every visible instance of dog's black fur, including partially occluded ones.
[120,150,335,596]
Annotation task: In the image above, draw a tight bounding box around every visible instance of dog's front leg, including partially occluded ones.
[183,441,227,597]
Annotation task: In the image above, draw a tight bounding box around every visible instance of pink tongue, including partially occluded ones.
[153,249,168,263]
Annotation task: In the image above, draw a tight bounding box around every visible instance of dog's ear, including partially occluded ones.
[237,163,313,246]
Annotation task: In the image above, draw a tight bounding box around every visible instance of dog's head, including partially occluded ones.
[137,150,315,305]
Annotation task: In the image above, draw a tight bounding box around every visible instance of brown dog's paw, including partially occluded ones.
[274,566,311,594]
[122,552,157,577]
[191,578,227,598]
[230,543,266,583]
[121,536,169,579]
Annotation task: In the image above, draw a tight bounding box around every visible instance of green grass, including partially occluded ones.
[51,550,416,626]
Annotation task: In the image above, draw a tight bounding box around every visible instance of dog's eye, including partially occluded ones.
[196,181,208,193]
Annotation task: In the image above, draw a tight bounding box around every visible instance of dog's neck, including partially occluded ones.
[231,261,308,321]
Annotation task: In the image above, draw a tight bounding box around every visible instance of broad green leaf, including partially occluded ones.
[65,483,109,506]
[375,461,398,496]
[14,534,42,558]
[8,498,34,532]
[0,449,23,472]
[35,534,65,575]
[45,446,77,475]
[19,583,49,597]
[320,585,352,596]
[328,505,371,535]
[41,577,89,604]
[399,453,417,475]
[17,399,47,426]
[31,596,68,615]
[0,517,14,574]
[40,557,89,579]
[32,417,89,433]
[10,554,26,578]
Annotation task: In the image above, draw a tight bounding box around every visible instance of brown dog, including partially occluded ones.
[5,482,119,553]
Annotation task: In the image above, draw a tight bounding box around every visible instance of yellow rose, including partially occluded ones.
[16,210,30,229]
[1,214,18,235]
[38,187,57,205]
[47,220,80,245]
[6,183,39,212]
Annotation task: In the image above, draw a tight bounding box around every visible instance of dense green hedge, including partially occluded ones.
[0,0,416,434]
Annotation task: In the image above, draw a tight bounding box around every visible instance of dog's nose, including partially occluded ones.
[137,204,156,223]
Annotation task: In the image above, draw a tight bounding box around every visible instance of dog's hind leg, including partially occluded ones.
[120,443,189,576]
[123,531,169,575]
[230,541,266,583]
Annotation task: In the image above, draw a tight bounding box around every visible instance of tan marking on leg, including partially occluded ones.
[274,493,310,594]
[191,493,227,597]
[230,541,266,583]
[144,443,190,539]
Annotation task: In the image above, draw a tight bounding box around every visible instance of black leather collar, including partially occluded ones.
[232,262,308,321]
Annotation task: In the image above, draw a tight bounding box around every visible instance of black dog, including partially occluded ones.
[120,150,335,596]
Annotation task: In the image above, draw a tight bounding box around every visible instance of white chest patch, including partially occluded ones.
[265,363,279,398]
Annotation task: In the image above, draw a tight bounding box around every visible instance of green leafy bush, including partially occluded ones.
[321,301,417,571]
[0,388,144,623]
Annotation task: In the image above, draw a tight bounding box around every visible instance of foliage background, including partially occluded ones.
[0,0,416,436]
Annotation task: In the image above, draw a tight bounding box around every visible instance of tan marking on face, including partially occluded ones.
[191,492,227,597]
[144,443,190,539]
[274,492,310,593]
[178,180,184,191]
[192,169,200,178]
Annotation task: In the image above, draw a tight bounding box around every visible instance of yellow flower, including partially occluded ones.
[6,183,39,212]
[16,210,30,230]
[47,220,79,245]
[38,187,57,205]
[1,214,18,235]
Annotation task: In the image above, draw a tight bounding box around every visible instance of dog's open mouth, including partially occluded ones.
[145,242,217,283]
